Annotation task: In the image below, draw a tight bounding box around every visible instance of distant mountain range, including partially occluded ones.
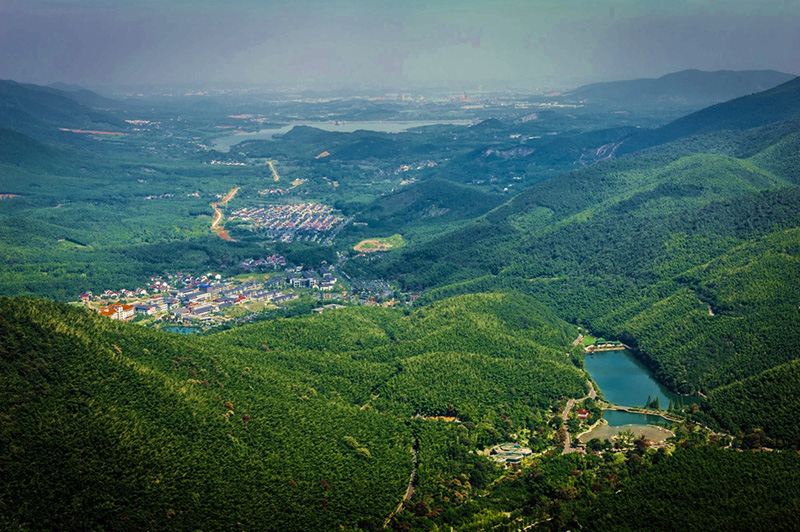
[617,75,800,155]
[0,79,125,138]
[568,69,796,105]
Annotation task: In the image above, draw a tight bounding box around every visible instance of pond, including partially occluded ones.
[212,120,473,151]
[602,409,670,427]
[584,349,686,408]
[162,326,200,335]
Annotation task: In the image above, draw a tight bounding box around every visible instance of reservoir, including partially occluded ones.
[213,120,473,151]
[584,349,683,408]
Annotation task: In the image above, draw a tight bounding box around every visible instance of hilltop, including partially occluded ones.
[569,69,795,107]
[0,79,126,139]
[617,75,800,155]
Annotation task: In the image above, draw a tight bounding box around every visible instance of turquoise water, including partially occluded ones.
[213,120,472,150]
[584,349,683,408]
[602,409,669,427]
[162,326,199,335]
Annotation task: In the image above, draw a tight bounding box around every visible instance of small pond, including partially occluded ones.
[162,326,200,335]
[602,409,669,427]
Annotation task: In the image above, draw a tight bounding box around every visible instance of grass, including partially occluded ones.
[232,273,270,282]
[221,300,275,317]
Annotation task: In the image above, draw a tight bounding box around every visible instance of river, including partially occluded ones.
[212,120,473,151]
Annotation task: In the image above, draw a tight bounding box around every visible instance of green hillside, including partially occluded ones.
[0,293,589,530]
[360,116,800,442]
[0,80,127,137]
[0,126,60,168]
[617,76,800,155]
[575,446,800,532]
[340,178,506,244]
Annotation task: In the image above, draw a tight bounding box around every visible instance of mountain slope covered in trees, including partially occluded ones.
[0,293,587,530]
[358,95,800,443]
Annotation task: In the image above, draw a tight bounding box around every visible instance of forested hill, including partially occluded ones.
[46,82,122,109]
[0,79,127,138]
[359,116,800,445]
[616,75,800,155]
[0,125,60,168]
[0,292,586,530]
[568,69,795,106]
[339,178,507,244]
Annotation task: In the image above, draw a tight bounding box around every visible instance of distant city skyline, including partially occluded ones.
[1,0,798,91]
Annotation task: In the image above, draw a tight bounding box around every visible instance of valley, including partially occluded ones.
[1,71,799,531]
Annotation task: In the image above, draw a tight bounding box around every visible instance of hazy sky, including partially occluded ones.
[2,0,799,90]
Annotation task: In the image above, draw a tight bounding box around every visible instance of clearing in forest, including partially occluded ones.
[354,234,406,252]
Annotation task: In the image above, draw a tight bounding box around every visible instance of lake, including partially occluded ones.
[212,120,473,151]
[584,349,683,408]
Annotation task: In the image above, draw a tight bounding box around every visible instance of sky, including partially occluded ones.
[1,0,799,91]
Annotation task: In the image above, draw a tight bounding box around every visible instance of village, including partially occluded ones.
[230,202,348,243]
[77,254,409,329]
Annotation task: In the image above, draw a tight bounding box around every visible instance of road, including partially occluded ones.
[266,160,280,182]
[210,187,240,240]
[561,380,596,454]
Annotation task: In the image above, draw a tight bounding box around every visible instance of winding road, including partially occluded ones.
[210,187,240,240]
[561,380,596,454]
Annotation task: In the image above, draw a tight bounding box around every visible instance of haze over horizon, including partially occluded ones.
[2,0,799,91]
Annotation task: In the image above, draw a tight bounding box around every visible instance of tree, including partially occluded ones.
[616,429,635,449]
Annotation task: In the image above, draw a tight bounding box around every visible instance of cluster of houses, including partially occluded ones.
[230,203,345,243]
[584,338,627,352]
[239,255,287,271]
[166,281,300,323]
[287,263,337,291]
[392,160,438,175]
[83,262,340,324]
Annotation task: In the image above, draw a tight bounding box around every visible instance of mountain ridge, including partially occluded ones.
[569,68,796,105]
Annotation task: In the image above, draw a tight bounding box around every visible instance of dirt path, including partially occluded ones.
[210,187,240,240]
[384,440,418,528]
[561,397,577,453]
[602,404,682,423]
[572,333,584,346]
[587,380,597,400]
[266,160,280,182]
